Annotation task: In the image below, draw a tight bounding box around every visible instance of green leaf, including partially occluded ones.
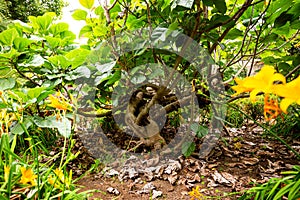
[33,116,72,138]
[273,22,292,37]
[79,25,93,37]
[267,0,291,24]
[196,126,208,138]
[0,78,16,90]
[27,87,48,100]
[13,37,32,51]
[36,13,55,31]
[288,177,300,199]
[72,9,88,20]
[0,102,7,109]
[190,123,199,133]
[95,6,104,15]
[12,90,28,102]
[202,0,214,6]
[0,28,20,46]
[79,0,95,9]
[273,182,293,200]
[65,65,91,80]
[94,72,112,85]
[95,61,116,73]
[213,0,227,14]
[11,118,33,135]
[48,55,71,69]
[65,48,91,69]
[19,54,45,67]
[175,0,194,9]
[60,30,76,41]
[161,0,171,11]
[45,36,62,48]
[106,70,121,85]
[131,74,146,84]
[49,22,69,35]
[207,14,230,29]
[182,141,196,157]
[224,28,243,39]
[148,67,164,79]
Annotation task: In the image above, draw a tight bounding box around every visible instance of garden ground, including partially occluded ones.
[68,122,300,199]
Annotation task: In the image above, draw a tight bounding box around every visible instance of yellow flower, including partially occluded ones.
[4,165,10,182]
[48,92,72,111]
[188,185,205,200]
[20,166,37,186]
[232,65,286,101]
[54,168,65,183]
[231,77,255,96]
[48,175,60,189]
[273,76,300,113]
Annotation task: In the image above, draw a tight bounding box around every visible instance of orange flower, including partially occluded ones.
[48,92,72,111]
[20,166,37,186]
[263,94,282,121]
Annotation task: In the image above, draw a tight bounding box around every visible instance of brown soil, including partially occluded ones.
[71,123,300,200]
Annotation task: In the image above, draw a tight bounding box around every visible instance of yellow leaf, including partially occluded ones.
[79,0,94,9]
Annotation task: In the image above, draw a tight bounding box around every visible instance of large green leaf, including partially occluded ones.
[224,28,244,39]
[182,141,196,157]
[33,116,72,138]
[72,9,88,20]
[202,0,214,6]
[0,28,20,46]
[213,0,227,14]
[79,25,93,37]
[45,36,62,48]
[173,0,194,9]
[273,22,293,37]
[49,22,69,35]
[36,12,55,31]
[19,54,45,67]
[0,78,16,90]
[65,65,91,80]
[267,0,292,24]
[106,70,121,85]
[27,87,48,100]
[13,37,32,51]
[95,61,116,73]
[65,48,91,69]
[11,118,33,135]
[48,55,71,69]
[79,0,94,9]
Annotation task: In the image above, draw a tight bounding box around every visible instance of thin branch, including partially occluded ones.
[248,24,263,76]
[270,30,300,51]
[209,0,254,53]
[285,64,300,79]
[13,63,41,86]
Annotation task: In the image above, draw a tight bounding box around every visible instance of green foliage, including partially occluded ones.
[2,0,65,23]
[239,166,300,200]
[226,99,264,127]
[0,0,299,197]
[182,141,196,157]
[269,105,300,139]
